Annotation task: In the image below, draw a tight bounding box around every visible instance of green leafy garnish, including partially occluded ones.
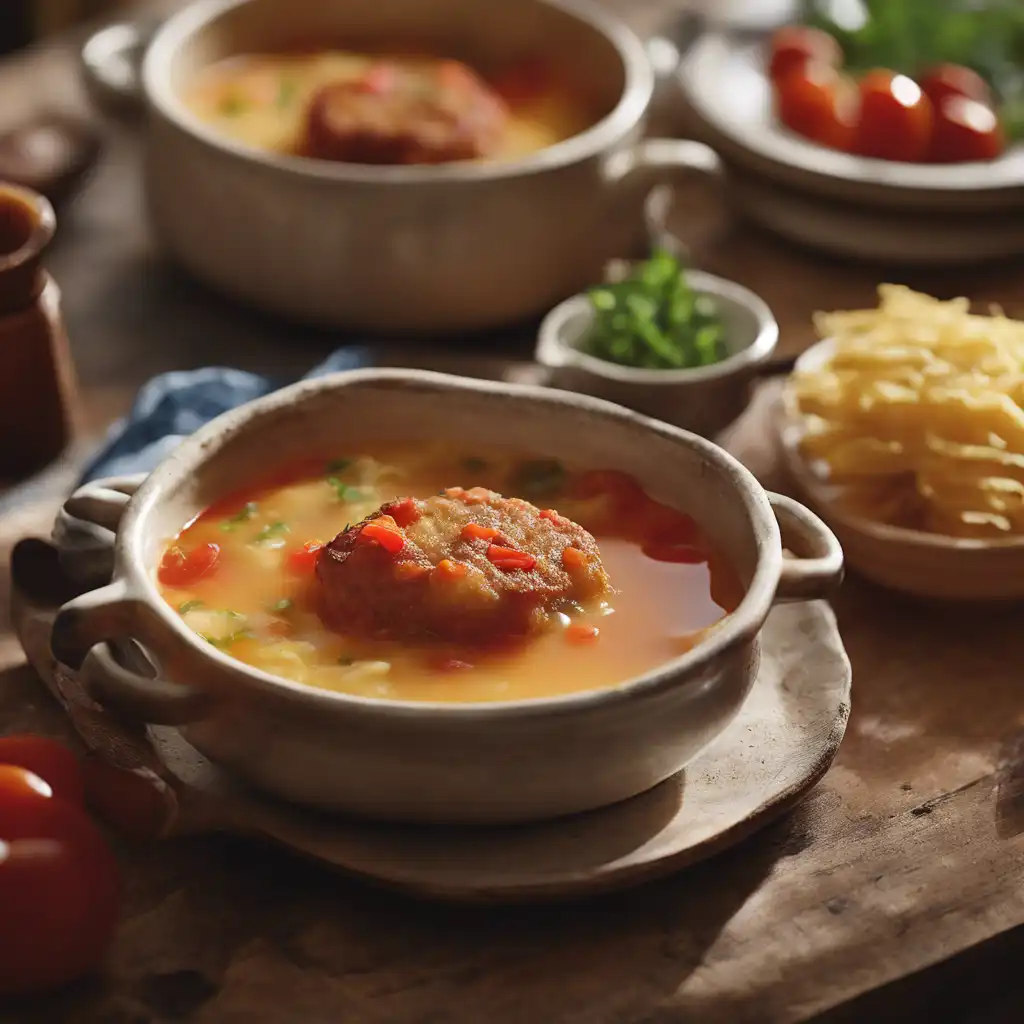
[510,459,566,501]
[178,599,204,614]
[326,458,352,474]
[204,629,253,650]
[218,93,248,117]
[270,598,294,613]
[254,521,290,544]
[583,250,726,371]
[219,502,258,531]
[327,478,364,503]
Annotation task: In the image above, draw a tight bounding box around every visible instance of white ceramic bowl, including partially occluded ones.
[779,339,1024,600]
[535,268,778,436]
[52,369,842,824]
[80,0,732,333]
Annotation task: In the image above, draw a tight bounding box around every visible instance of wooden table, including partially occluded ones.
[2,3,1024,1022]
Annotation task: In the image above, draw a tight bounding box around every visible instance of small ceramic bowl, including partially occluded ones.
[51,369,841,825]
[779,339,1024,601]
[535,268,779,436]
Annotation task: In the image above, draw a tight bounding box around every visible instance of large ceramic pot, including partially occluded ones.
[52,370,843,824]
[80,0,720,332]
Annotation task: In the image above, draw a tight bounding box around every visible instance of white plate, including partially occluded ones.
[679,31,1024,213]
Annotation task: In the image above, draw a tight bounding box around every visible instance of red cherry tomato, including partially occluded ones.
[158,542,221,586]
[0,735,84,806]
[0,765,120,995]
[919,63,992,110]
[775,63,859,152]
[854,70,934,162]
[768,25,843,84]
[81,758,170,842]
[929,96,1005,163]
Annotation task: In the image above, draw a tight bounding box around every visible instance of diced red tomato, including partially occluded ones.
[486,544,537,572]
[854,70,934,162]
[566,623,600,644]
[286,540,323,573]
[561,547,588,570]
[768,25,843,85]
[461,523,501,542]
[157,542,220,587]
[0,765,120,995]
[388,498,420,527]
[919,63,992,110]
[643,542,709,565]
[928,96,1005,163]
[0,736,84,807]
[538,509,561,522]
[359,520,405,555]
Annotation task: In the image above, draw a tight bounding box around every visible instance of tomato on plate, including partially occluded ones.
[768,25,842,84]
[854,69,934,162]
[158,541,221,586]
[0,765,120,995]
[775,63,859,152]
[0,734,84,806]
[919,63,992,110]
[929,95,1005,163]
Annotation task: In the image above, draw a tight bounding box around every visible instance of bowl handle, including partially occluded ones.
[51,475,209,726]
[79,20,157,121]
[769,492,845,603]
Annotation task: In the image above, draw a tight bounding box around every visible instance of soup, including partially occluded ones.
[183,51,596,165]
[156,446,742,703]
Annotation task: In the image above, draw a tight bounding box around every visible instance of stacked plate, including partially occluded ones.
[658,25,1024,264]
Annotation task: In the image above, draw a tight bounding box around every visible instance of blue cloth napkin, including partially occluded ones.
[78,348,371,485]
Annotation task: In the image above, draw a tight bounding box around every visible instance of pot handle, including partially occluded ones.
[769,492,845,602]
[51,474,209,726]
[79,20,156,121]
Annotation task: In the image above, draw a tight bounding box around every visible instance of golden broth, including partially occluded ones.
[157,446,742,702]
[183,51,595,162]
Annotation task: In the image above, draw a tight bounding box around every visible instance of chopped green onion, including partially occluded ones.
[271,598,293,613]
[254,521,290,544]
[220,502,258,531]
[327,477,364,502]
[510,459,566,500]
[178,599,204,614]
[219,93,247,117]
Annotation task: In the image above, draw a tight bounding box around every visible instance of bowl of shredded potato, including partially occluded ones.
[779,284,1024,600]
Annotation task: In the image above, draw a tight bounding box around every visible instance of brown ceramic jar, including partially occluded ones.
[0,183,79,478]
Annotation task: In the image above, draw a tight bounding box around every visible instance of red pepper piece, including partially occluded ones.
[359,519,405,555]
[286,540,323,573]
[158,543,220,586]
[486,544,537,571]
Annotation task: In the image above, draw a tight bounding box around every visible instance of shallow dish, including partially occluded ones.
[779,339,1024,601]
[677,31,1024,214]
[81,0,733,333]
[535,267,778,436]
[51,369,842,824]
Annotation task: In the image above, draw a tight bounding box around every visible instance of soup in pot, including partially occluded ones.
[156,446,742,702]
[183,51,597,165]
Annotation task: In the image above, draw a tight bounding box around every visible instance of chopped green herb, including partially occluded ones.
[178,599,204,614]
[219,93,248,117]
[509,459,566,500]
[327,477,364,503]
[219,502,258,531]
[204,629,253,649]
[270,598,294,613]
[463,456,488,473]
[254,521,290,544]
[583,249,726,371]
[325,458,352,474]
[275,78,298,109]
